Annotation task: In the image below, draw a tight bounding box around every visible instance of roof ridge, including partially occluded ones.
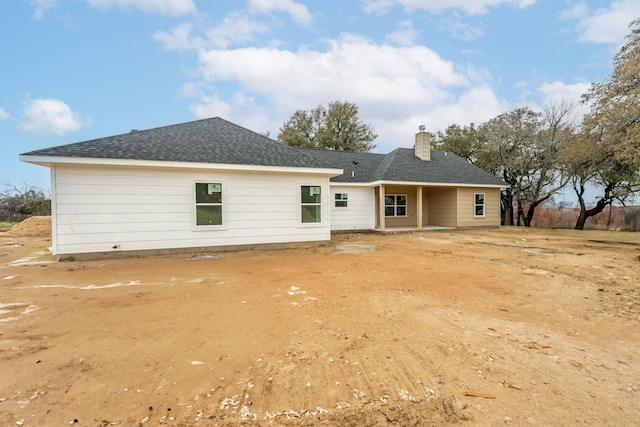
[20,117,336,170]
[372,149,400,180]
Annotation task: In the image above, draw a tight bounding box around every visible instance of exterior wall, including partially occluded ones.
[50,165,333,256]
[421,187,429,226]
[456,187,501,227]
[381,185,418,227]
[426,187,458,227]
[330,186,376,231]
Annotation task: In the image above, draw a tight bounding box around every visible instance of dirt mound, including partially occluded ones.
[6,215,52,237]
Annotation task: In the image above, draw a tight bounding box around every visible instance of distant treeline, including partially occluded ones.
[531,206,640,231]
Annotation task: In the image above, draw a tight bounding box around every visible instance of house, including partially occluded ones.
[20,117,507,259]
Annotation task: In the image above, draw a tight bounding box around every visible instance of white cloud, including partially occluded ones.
[31,0,57,20]
[153,2,312,53]
[154,23,200,50]
[197,34,467,106]
[560,3,588,20]
[386,20,419,46]
[205,12,270,49]
[563,0,640,45]
[181,81,203,98]
[438,12,485,40]
[361,0,396,15]
[248,0,313,26]
[538,80,590,103]
[189,34,505,149]
[155,13,271,50]
[368,86,503,149]
[189,93,232,119]
[362,0,536,15]
[86,0,196,16]
[0,107,9,120]
[20,98,87,135]
[537,80,591,119]
[191,91,273,135]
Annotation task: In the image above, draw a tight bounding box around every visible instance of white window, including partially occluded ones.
[385,194,407,217]
[474,193,485,217]
[335,193,348,207]
[195,182,223,226]
[301,185,322,223]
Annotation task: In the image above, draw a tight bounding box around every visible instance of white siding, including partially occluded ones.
[51,165,332,256]
[329,186,376,231]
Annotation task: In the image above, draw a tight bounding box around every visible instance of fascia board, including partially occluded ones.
[368,180,509,189]
[330,182,377,187]
[19,155,344,177]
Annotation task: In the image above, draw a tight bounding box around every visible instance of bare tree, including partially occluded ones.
[0,182,51,221]
[558,19,640,229]
[519,100,575,226]
[477,105,571,226]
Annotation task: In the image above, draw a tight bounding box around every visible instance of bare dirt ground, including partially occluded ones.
[1,217,639,426]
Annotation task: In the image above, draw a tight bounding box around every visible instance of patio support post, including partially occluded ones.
[379,184,386,232]
[416,187,423,229]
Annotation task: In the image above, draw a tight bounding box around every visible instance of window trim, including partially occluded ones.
[384,194,407,217]
[334,192,348,208]
[193,180,226,229]
[300,184,323,226]
[474,192,485,218]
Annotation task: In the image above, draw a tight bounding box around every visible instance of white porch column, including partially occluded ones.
[416,187,423,229]
[378,184,386,232]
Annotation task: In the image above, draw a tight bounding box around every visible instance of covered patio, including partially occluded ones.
[374,183,500,231]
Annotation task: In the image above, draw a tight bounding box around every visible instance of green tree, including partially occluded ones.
[586,18,640,166]
[476,102,572,227]
[558,18,640,229]
[432,123,484,164]
[557,127,638,230]
[278,101,377,152]
[436,105,572,227]
[520,101,574,226]
[479,107,544,226]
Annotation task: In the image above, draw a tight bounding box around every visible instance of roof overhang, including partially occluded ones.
[19,155,344,177]
[330,180,509,189]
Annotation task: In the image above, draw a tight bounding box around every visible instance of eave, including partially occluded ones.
[330,180,509,189]
[19,155,344,177]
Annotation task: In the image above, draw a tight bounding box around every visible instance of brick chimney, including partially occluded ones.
[415,125,430,161]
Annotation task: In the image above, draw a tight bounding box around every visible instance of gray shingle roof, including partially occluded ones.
[301,147,506,186]
[21,117,331,169]
[21,117,506,186]
[297,148,386,183]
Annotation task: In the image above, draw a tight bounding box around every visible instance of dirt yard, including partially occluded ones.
[1,217,639,426]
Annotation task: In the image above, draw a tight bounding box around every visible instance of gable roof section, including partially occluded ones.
[300,147,506,186]
[297,148,386,183]
[376,148,506,185]
[21,116,506,187]
[20,117,332,170]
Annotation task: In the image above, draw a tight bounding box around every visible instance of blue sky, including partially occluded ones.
[1,0,639,194]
